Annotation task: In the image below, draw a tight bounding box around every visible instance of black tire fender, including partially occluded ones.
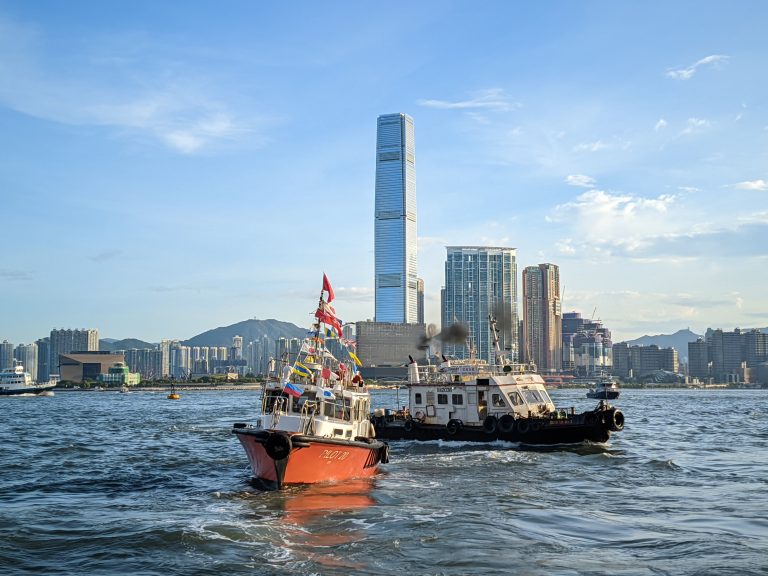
[264,433,292,461]
[403,419,415,433]
[447,419,461,435]
[483,415,498,434]
[610,409,625,431]
[498,414,516,434]
[517,419,530,435]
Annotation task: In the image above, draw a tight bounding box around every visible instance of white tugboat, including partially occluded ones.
[0,362,56,396]
[373,317,624,444]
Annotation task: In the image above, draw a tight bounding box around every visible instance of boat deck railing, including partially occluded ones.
[415,362,538,384]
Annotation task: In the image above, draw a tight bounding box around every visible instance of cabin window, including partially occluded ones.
[451,393,464,405]
[522,389,544,404]
[414,393,423,404]
[477,378,489,385]
[426,391,435,405]
[491,393,506,407]
[437,393,448,405]
[507,391,524,406]
[344,398,353,421]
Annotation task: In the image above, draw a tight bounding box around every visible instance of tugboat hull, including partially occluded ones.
[586,390,620,400]
[373,407,624,446]
[233,426,389,490]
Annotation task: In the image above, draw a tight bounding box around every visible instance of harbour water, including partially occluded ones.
[1,388,766,575]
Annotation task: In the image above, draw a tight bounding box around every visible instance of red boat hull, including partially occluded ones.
[233,427,388,489]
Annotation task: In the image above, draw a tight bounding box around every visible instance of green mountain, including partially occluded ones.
[622,329,701,362]
[99,338,156,351]
[182,318,307,347]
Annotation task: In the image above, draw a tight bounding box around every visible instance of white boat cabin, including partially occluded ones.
[260,383,374,440]
[406,360,557,426]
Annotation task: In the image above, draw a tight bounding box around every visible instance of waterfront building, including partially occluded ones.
[611,343,680,381]
[0,340,13,371]
[612,342,631,379]
[59,352,125,383]
[744,329,768,367]
[122,348,163,380]
[36,337,50,383]
[522,264,561,373]
[13,343,38,382]
[49,328,99,376]
[561,312,612,376]
[688,338,709,380]
[442,246,518,364]
[374,112,418,324]
[355,320,426,379]
[97,362,141,386]
[707,329,744,382]
[170,342,192,379]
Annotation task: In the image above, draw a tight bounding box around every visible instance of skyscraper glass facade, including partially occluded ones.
[442,247,518,364]
[375,113,417,323]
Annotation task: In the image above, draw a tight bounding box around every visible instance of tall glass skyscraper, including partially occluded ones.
[442,246,518,364]
[375,113,418,323]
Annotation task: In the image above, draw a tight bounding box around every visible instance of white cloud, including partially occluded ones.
[680,117,711,135]
[733,179,768,191]
[0,15,261,154]
[418,88,520,112]
[573,140,607,153]
[572,137,630,153]
[654,118,668,131]
[666,54,729,80]
[550,189,678,254]
[565,174,596,188]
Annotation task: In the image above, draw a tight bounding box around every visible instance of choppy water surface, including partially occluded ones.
[1,388,767,575]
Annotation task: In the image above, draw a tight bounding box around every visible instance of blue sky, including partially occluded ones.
[1,1,766,345]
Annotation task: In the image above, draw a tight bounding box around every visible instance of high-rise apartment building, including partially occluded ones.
[442,246,518,364]
[374,113,418,323]
[36,337,50,383]
[522,264,562,373]
[49,328,99,376]
[14,343,38,382]
[0,340,14,370]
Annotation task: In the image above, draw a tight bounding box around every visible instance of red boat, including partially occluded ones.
[233,275,388,489]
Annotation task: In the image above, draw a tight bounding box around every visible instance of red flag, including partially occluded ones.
[321,367,331,380]
[322,273,335,303]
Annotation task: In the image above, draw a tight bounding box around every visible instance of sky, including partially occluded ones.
[1,0,767,345]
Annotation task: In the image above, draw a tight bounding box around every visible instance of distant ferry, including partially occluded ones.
[0,362,56,396]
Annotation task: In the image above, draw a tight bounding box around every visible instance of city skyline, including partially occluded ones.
[1,2,767,344]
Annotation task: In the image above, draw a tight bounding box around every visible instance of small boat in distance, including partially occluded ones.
[0,361,57,396]
[232,274,388,490]
[373,317,624,445]
[586,377,620,400]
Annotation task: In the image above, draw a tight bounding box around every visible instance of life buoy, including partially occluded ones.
[483,415,498,434]
[264,433,292,461]
[498,414,515,434]
[447,419,461,435]
[403,419,415,433]
[517,419,530,435]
